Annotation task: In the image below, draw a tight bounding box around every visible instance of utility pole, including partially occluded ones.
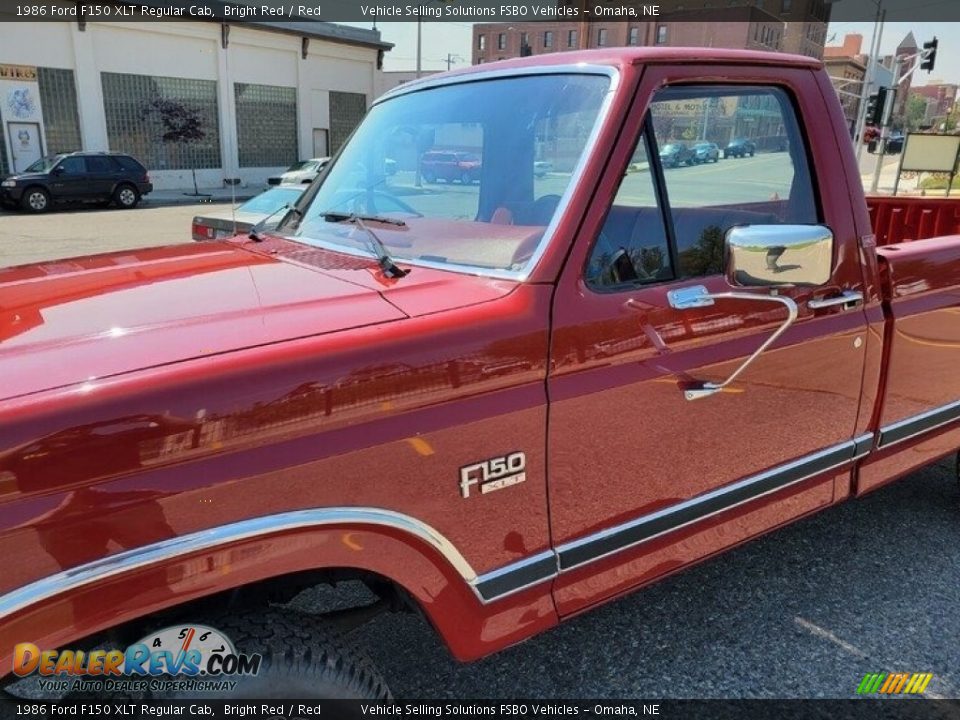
[445,53,463,71]
[870,56,899,194]
[855,5,886,163]
[416,20,422,78]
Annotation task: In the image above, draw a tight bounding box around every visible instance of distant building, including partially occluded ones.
[909,82,958,120]
[823,32,900,133]
[375,70,440,99]
[824,55,866,132]
[473,0,830,65]
[0,9,391,190]
[881,32,918,122]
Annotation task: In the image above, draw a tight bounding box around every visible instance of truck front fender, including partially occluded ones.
[0,508,557,677]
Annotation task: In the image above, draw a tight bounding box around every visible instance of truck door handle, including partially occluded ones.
[667,285,798,401]
[807,290,864,310]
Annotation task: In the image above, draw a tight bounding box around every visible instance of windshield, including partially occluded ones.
[25,156,63,173]
[289,72,611,275]
[238,187,304,214]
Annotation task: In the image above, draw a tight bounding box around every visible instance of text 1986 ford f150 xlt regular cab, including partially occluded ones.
[2,48,960,698]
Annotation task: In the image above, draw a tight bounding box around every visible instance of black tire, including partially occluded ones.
[114,183,140,209]
[200,609,392,699]
[21,186,50,213]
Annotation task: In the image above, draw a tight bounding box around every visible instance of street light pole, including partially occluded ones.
[416,20,422,79]
[855,5,886,162]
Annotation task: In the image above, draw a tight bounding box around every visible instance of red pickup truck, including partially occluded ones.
[3,48,960,699]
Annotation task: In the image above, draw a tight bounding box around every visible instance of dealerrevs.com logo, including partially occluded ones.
[12,624,261,694]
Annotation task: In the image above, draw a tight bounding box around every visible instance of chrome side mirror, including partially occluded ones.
[726,224,834,287]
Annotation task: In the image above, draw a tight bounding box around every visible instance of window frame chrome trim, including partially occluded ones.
[293,64,621,283]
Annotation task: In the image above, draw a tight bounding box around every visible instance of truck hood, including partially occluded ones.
[0,240,518,402]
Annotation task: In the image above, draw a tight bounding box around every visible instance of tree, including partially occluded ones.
[142,97,207,195]
[905,95,928,132]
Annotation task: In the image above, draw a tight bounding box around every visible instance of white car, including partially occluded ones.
[192,186,304,241]
[266,158,330,187]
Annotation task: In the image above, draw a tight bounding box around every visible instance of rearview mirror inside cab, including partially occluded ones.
[725,224,834,287]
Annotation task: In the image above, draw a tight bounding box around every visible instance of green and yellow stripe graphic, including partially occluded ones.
[857,672,933,694]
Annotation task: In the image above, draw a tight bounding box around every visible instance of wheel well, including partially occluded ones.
[38,568,425,655]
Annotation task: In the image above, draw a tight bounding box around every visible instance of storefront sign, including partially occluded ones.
[0,65,38,82]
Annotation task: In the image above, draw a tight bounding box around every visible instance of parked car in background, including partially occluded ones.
[0,152,151,213]
[420,151,482,184]
[692,142,720,163]
[724,138,756,158]
[192,186,304,241]
[885,133,905,155]
[534,160,554,177]
[267,158,330,187]
[659,142,695,168]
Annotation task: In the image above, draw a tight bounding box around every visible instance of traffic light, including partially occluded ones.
[921,37,938,72]
[866,87,887,126]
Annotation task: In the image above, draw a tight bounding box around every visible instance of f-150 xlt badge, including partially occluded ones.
[459,452,526,498]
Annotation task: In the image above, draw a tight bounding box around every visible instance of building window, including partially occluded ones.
[478,34,486,51]
[781,0,792,10]
[628,27,640,45]
[544,31,554,48]
[568,29,578,47]
[498,33,506,50]
[37,68,82,155]
[235,83,297,167]
[597,28,608,47]
[101,72,221,170]
[656,25,668,45]
[328,91,367,156]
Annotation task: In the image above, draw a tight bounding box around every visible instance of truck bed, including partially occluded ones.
[867,196,960,246]
[861,200,960,494]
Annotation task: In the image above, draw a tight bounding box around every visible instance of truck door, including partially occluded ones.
[547,68,870,615]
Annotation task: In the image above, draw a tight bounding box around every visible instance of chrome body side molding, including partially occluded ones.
[2,431,890,617]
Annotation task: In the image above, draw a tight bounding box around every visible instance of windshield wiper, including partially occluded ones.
[321,212,409,278]
[320,210,406,228]
[248,204,300,242]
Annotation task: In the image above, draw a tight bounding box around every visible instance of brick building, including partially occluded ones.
[909,83,958,121]
[472,0,830,65]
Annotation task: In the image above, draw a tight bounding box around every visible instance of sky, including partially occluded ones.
[344,20,959,86]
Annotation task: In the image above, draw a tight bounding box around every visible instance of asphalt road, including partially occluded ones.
[338,460,960,699]
[0,202,223,268]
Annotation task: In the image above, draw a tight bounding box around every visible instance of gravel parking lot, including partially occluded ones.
[0,203,220,268]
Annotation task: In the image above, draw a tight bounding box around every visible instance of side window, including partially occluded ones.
[86,156,119,173]
[648,86,817,278]
[115,156,145,173]
[587,85,818,290]
[586,133,672,290]
[57,156,86,175]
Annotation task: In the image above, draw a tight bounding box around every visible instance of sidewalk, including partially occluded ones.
[141,186,260,207]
